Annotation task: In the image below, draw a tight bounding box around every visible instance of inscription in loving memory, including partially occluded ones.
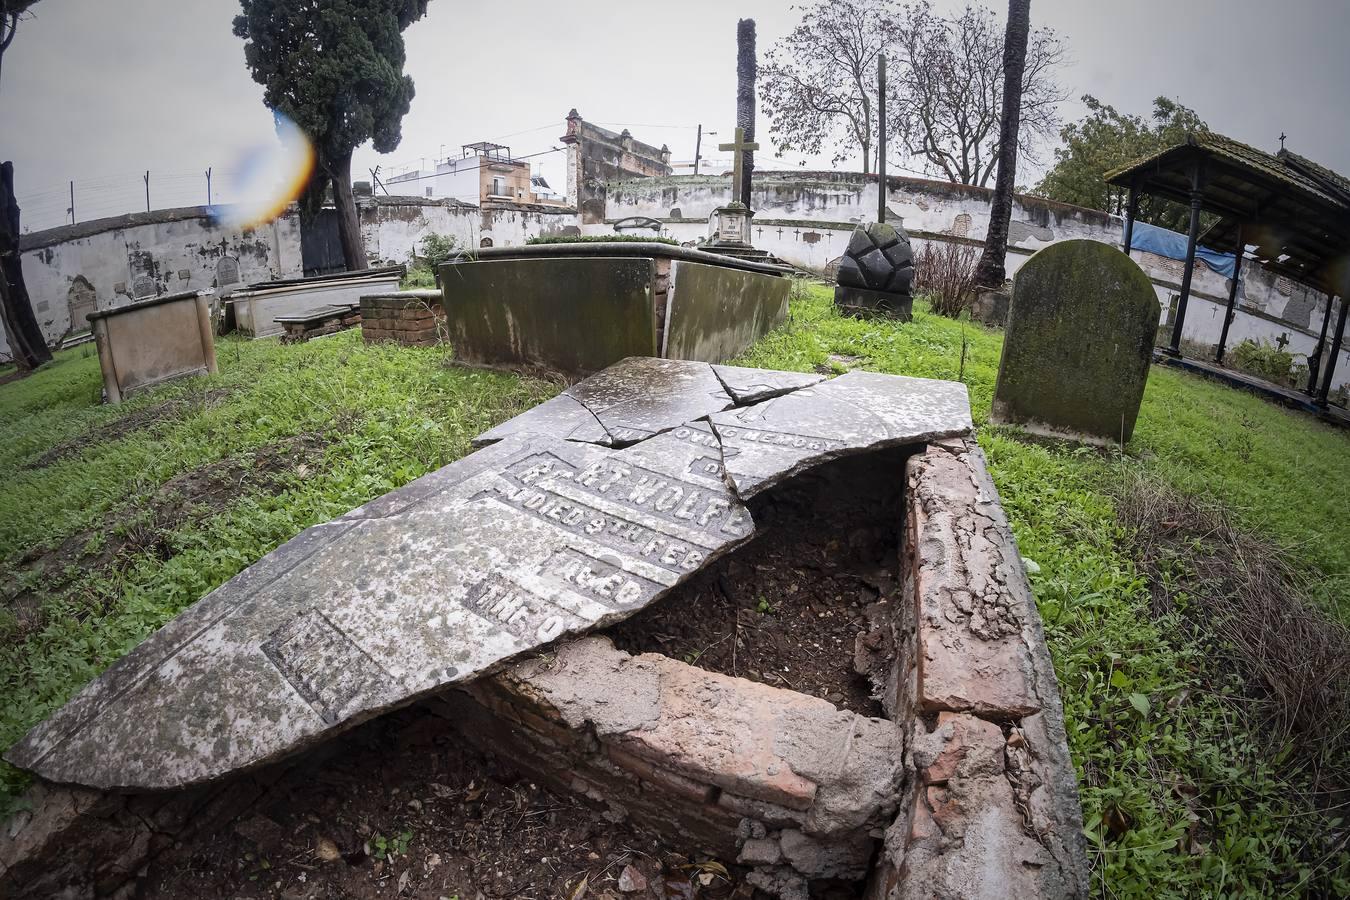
[715,424,847,453]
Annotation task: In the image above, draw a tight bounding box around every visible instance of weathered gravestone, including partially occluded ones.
[991,239,1157,444]
[834,222,915,320]
[7,359,972,791]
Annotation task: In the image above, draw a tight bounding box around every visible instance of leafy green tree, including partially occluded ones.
[233,0,430,271]
[1033,95,1207,231]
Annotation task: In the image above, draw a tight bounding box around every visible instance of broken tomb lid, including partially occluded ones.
[6,360,971,791]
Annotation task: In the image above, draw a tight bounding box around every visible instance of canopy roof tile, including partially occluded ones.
[1106,132,1350,294]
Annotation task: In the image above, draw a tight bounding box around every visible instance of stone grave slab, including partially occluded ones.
[708,371,972,497]
[661,260,791,363]
[991,239,1158,444]
[8,359,973,792]
[6,433,754,790]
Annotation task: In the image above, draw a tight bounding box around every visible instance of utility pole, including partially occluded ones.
[694,126,717,176]
[68,181,75,224]
[143,170,150,212]
[877,53,886,224]
[369,166,388,196]
[205,167,213,206]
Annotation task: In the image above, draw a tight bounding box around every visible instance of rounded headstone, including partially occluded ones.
[991,239,1159,444]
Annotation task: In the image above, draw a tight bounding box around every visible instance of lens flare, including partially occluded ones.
[211,112,315,229]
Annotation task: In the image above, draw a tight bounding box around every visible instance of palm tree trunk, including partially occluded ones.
[736,18,757,208]
[972,0,1031,289]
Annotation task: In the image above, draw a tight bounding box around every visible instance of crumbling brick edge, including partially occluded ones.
[0,438,1087,899]
[872,437,1089,899]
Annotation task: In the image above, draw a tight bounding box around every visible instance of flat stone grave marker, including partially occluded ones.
[7,359,971,791]
[991,239,1158,444]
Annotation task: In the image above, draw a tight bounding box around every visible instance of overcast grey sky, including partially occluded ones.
[3,0,1348,230]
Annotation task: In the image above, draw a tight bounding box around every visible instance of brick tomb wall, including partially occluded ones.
[360,291,445,347]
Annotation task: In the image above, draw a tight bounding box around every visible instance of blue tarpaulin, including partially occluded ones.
[1129,220,1237,279]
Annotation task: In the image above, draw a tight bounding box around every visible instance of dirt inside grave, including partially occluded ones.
[607,448,909,717]
[143,706,763,900]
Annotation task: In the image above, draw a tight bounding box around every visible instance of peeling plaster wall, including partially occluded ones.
[598,172,1350,393]
[10,206,302,355]
[358,197,580,262]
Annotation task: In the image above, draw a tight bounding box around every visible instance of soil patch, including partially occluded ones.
[607,449,909,717]
[142,705,760,900]
[3,433,331,636]
[27,387,234,469]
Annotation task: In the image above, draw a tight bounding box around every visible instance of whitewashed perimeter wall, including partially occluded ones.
[596,172,1348,392]
[358,198,579,263]
[12,207,304,356]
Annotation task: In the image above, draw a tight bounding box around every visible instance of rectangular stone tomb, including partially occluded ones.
[226,267,402,339]
[6,359,971,792]
[436,242,791,373]
[87,289,217,404]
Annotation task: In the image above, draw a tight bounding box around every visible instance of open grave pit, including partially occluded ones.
[2,359,1087,900]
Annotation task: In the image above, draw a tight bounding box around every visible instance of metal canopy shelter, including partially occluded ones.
[1106,132,1350,407]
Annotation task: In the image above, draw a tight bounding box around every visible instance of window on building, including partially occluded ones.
[426,187,434,197]
[491,176,506,196]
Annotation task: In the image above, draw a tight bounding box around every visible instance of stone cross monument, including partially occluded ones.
[709,127,759,248]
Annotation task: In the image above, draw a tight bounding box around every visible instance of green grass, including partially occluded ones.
[736,286,1350,896]
[2,288,1348,895]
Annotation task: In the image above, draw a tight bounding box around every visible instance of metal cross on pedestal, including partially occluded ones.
[718,127,760,204]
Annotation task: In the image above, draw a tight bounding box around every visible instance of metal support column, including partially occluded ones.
[1121,179,1139,255]
[876,54,887,224]
[1307,291,1335,394]
[1215,227,1243,364]
[1168,163,1204,355]
[1316,296,1347,407]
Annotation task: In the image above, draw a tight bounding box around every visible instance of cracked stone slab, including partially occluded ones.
[708,371,972,498]
[5,433,755,791]
[477,357,747,448]
[474,392,614,447]
[710,365,824,405]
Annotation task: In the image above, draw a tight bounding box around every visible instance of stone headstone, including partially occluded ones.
[216,257,241,288]
[834,223,914,320]
[7,360,972,791]
[991,239,1157,444]
[131,275,158,299]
